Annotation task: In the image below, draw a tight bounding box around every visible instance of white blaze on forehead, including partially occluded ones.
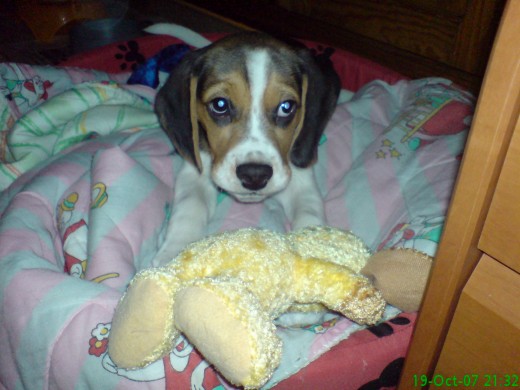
[246,49,270,139]
[210,47,291,200]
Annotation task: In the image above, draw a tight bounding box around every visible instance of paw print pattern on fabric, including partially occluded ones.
[367,316,411,338]
[355,316,411,389]
[115,40,146,71]
[358,358,405,390]
[309,44,336,62]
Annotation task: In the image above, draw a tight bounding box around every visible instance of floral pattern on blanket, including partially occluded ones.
[0,61,473,390]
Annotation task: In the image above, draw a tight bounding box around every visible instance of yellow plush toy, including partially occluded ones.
[108,226,432,389]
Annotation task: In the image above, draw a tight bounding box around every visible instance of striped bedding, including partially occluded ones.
[0,36,473,389]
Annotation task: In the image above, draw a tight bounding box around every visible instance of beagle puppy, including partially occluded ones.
[154,31,340,264]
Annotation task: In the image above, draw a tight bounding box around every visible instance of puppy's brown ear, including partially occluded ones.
[155,51,204,171]
[290,49,340,168]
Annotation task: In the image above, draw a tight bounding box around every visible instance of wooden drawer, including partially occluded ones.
[435,254,520,375]
[277,0,462,66]
[274,0,504,76]
[480,114,520,273]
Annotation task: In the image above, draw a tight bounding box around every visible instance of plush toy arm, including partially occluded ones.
[109,269,181,369]
[292,258,385,325]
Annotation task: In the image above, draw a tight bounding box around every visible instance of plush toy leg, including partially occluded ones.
[362,248,433,312]
[174,278,282,389]
[109,270,179,368]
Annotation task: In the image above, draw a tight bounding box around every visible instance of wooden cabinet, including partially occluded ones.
[435,80,520,378]
[480,121,520,271]
[275,0,501,77]
[435,254,520,376]
[400,1,520,387]
[434,109,520,379]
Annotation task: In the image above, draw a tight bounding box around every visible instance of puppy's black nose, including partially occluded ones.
[236,163,273,191]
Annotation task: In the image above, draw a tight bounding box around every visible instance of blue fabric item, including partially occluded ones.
[128,44,191,88]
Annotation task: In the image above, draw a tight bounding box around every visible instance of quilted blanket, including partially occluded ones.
[0,59,473,389]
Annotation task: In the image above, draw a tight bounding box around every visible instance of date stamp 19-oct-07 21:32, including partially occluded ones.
[412,374,519,388]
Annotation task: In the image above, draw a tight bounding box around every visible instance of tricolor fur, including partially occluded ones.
[154,30,340,264]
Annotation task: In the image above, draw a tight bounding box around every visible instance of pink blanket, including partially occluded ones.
[0,36,473,389]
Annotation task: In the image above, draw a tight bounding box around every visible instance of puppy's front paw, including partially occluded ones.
[291,211,325,230]
[153,223,207,266]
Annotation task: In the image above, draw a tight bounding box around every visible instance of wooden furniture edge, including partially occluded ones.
[398,1,520,387]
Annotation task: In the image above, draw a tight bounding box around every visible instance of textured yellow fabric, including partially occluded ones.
[288,225,371,272]
[109,226,385,388]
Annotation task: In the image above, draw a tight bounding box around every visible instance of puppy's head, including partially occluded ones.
[156,33,340,203]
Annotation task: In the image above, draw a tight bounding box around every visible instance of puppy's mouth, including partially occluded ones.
[221,189,268,203]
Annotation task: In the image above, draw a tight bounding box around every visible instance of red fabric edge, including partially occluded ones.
[60,33,406,92]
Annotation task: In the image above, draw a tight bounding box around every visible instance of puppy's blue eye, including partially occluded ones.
[209,98,230,116]
[277,100,296,118]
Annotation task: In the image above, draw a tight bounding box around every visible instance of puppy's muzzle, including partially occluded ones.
[236,163,273,191]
